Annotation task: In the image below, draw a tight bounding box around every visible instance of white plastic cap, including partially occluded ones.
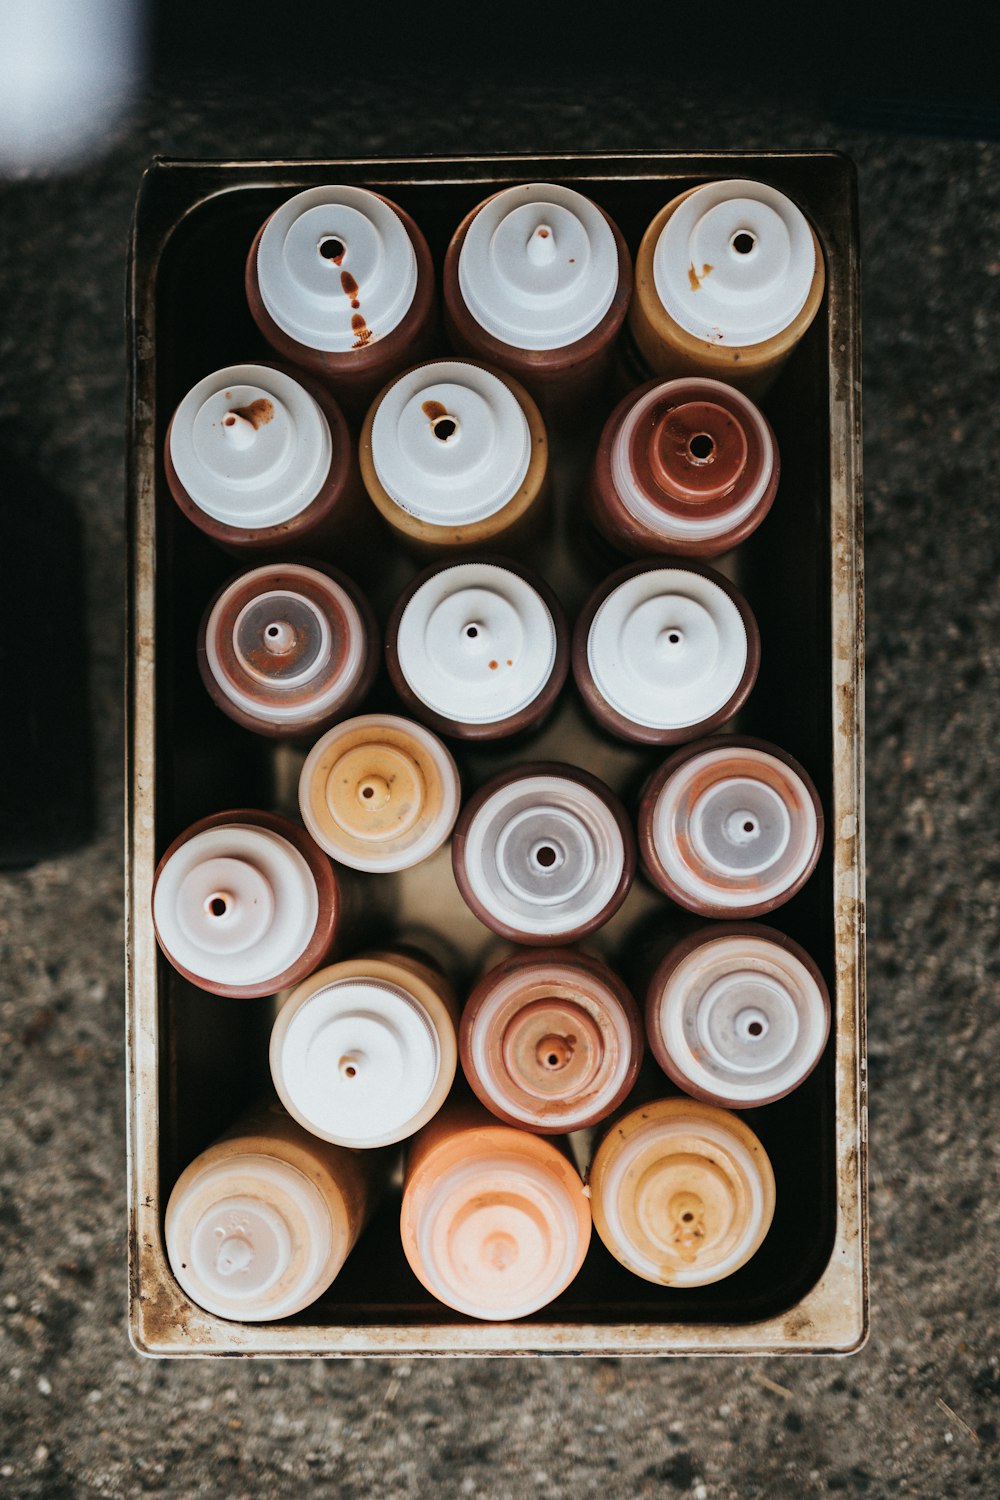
[653,179,817,346]
[412,1152,585,1320]
[396,562,557,726]
[457,182,620,351]
[298,713,461,873]
[652,745,820,910]
[370,361,531,527]
[255,185,418,352]
[596,1109,772,1286]
[271,977,446,1148]
[587,567,749,731]
[165,1152,336,1322]
[168,364,332,530]
[152,822,319,989]
[462,772,626,938]
[610,379,776,545]
[653,932,829,1105]
[204,564,368,729]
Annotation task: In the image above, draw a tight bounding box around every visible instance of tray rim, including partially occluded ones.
[125,150,866,1357]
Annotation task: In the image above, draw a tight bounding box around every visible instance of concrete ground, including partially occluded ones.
[1,69,998,1500]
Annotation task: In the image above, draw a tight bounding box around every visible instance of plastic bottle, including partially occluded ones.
[385,557,568,741]
[573,560,760,745]
[400,1094,591,1319]
[645,924,830,1107]
[245,184,436,415]
[298,713,461,872]
[628,179,825,397]
[270,950,458,1149]
[197,562,378,739]
[359,359,549,556]
[164,1098,391,1321]
[460,946,643,1132]
[452,762,635,944]
[638,736,824,917]
[588,1096,775,1286]
[164,362,367,556]
[588,376,780,558]
[151,809,343,998]
[443,181,632,413]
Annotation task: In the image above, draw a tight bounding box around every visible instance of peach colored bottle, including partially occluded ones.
[588,1096,776,1286]
[359,359,550,557]
[164,1098,391,1322]
[164,362,371,557]
[270,949,459,1149]
[245,185,437,418]
[197,561,379,740]
[442,181,633,415]
[587,376,780,559]
[460,946,643,1133]
[628,179,825,398]
[400,1094,591,1319]
[151,809,343,999]
[638,736,824,918]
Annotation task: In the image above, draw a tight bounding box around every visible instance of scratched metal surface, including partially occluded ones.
[125,152,864,1357]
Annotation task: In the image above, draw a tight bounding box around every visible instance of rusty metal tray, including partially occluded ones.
[126,152,866,1356]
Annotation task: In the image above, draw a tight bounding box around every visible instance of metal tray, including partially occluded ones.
[126,152,866,1356]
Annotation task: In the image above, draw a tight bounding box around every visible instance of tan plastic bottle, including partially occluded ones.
[588,1096,775,1287]
[629,179,825,398]
[359,359,550,557]
[400,1094,592,1320]
[164,1099,391,1322]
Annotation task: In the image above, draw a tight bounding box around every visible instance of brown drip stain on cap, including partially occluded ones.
[340,270,361,309]
[687,262,714,292]
[228,398,273,429]
[421,400,449,422]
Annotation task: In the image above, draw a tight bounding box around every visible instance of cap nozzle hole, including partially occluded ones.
[432,416,457,442]
[732,231,757,256]
[319,237,345,262]
[687,432,715,462]
[535,845,557,868]
[206,896,228,918]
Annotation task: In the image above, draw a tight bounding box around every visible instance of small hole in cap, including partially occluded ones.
[432,417,457,442]
[732,231,757,255]
[319,237,345,261]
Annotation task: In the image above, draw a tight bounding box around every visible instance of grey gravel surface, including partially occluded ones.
[1,75,998,1499]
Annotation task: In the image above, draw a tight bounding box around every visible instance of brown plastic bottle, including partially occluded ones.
[645,923,831,1108]
[197,561,379,740]
[637,736,824,918]
[452,762,635,945]
[245,185,437,418]
[460,946,643,1133]
[385,556,569,742]
[151,809,342,999]
[164,362,371,558]
[587,376,780,559]
[443,181,632,416]
[572,559,760,746]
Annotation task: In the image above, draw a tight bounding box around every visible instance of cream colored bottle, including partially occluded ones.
[164,1099,391,1322]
